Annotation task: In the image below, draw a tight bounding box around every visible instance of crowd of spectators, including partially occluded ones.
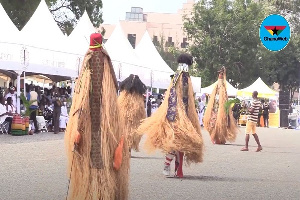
[0,82,72,134]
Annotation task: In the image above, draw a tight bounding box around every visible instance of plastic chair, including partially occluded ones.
[0,121,9,134]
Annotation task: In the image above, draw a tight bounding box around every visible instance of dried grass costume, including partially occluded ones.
[118,74,146,152]
[137,54,203,178]
[203,67,238,144]
[65,33,129,200]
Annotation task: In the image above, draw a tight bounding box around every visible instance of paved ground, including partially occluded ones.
[0,127,299,200]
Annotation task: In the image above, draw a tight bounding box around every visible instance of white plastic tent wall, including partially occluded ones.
[135,31,174,89]
[20,0,77,78]
[190,76,201,93]
[201,80,238,96]
[105,23,151,86]
[135,31,202,91]
[0,3,23,71]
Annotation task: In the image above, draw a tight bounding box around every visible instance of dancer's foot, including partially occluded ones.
[256,146,263,152]
[240,147,249,151]
[174,173,183,178]
[163,165,170,176]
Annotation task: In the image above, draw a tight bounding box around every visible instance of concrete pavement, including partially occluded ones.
[0,127,299,200]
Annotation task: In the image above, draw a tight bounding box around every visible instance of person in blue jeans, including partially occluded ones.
[27,86,39,133]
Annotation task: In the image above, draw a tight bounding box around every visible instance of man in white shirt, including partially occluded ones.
[0,96,13,134]
[59,98,69,131]
[5,86,17,111]
[198,97,205,127]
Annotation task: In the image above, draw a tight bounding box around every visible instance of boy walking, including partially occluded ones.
[241,91,263,152]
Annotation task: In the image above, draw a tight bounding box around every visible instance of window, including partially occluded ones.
[181,38,189,48]
[128,34,136,49]
[143,14,147,22]
[126,12,131,20]
[165,37,174,47]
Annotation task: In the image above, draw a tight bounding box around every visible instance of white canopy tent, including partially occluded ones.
[67,11,96,77]
[135,31,173,89]
[201,80,238,96]
[105,23,151,86]
[68,11,96,57]
[237,77,278,98]
[0,3,23,71]
[0,1,78,113]
[135,31,202,91]
[20,0,77,77]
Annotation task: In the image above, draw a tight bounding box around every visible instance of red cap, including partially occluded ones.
[89,33,102,51]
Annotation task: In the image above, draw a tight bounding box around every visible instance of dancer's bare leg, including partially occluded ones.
[253,133,262,152]
[241,134,250,151]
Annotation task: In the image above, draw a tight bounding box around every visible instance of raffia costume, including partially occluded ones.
[65,33,129,200]
[118,74,146,152]
[137,54,203,177]
[203,67,238,144]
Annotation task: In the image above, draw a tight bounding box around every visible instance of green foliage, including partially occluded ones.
[184,0,265,88]
[257,0,300,100]
[0,0,103,35]
[183,0,300,97]
[224,98,240,115]
[19,93,37,117]
[153,34,185,72]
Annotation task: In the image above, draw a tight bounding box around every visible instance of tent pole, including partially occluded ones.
[15,70,22,114]
[71,78,75,97]
[23,72,26,96]
[145,88,149,109]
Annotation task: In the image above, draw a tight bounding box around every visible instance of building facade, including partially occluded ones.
[101,0,195,49]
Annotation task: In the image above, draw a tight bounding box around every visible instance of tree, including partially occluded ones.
[258,0,300,101]
[153,34,186,72]
[184,0,265,88]
[0,0,103,35]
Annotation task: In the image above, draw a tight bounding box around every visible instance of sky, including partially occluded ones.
[101,0,189,24]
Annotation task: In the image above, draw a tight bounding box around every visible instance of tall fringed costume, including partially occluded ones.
[137,54,203,178]
[118,74,146,152]
[64,33,129,200]
[203,67,238,144]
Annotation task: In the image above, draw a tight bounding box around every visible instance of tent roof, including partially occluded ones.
[237,77,278,98]
[104,23,151,86]
[0,3,20,42]
[202,79,238,96]
[0,69,72,82]
[135,31,174,89]
[68,11,96,55]
[21,0,65,50]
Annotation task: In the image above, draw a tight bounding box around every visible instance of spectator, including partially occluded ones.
[28,86,39,133]
[2,97,14,134]
[262,100,269,128]
[59,98,69,132]
[5,86,17,111]
[147,96,152,117]
[198,97,205,127]
[52,93,62,134]
[232,101,241,125]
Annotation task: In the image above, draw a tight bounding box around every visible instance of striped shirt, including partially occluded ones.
[248,99,261,123]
